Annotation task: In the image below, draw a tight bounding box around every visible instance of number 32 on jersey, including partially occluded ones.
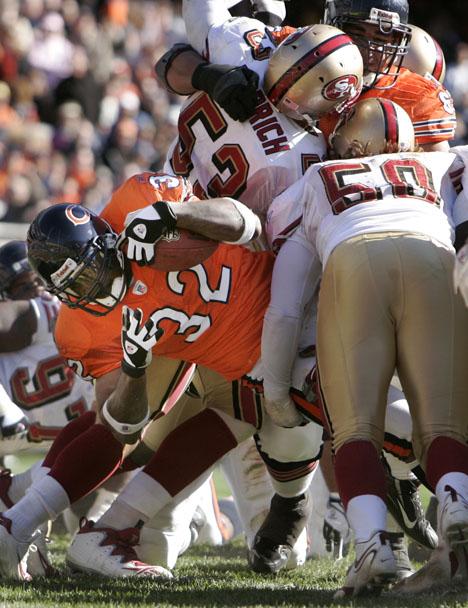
[151,263,232,342]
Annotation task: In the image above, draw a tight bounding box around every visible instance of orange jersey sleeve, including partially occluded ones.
[100,172,194,233]
[319,68,456,146]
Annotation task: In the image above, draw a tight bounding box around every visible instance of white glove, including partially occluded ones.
[323,494,352,560]
[264,395,305,428]
[454,242,468,307]
[117,202,177,265]
[121,306,162,377]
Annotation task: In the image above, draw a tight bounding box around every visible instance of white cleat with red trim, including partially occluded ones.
[66,519,174,579]
[334,530,398,598]
[0,515,32,580]
[0,469,54,578]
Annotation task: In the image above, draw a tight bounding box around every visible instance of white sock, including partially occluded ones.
[435,472,468,502]
[9,462,49,504]
[98,498,148,529]
[99,472,172,529]
[347,494,387,543]
[5,475,70,541]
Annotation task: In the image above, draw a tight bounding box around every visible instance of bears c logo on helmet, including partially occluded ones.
[65,205,91,226]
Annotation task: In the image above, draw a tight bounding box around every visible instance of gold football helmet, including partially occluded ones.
[263,24,363,120]
[402,24,446,83]
[330,97,415,157]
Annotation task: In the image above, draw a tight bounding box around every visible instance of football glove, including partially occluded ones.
[192,63,259,122]
[121,306,162,378]
[323,494,352,560]
[264,395,306,428]
[117,201,177,265]
[453,241,468,307]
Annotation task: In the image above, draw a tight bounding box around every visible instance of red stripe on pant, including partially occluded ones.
[142,409,238,496]
[334,440,387,508]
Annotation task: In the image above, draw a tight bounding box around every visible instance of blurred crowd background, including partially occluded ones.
[0,0,466,224]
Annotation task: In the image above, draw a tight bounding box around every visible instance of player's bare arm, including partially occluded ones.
[0,300,38,352]
[119,198,261,265]
[94,308,160,445]
[421,141,450,152]
[168,198,261,243]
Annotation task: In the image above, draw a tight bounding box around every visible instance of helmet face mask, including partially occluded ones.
[27,204,128,317]
[50,234,127,316]
[323,0,411,89]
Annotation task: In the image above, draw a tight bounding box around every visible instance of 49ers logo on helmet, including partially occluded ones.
[65,205,90,226]
[322,74,360,100]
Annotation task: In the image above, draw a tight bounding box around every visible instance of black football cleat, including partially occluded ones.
[248,492,310,574]
[386,476,438,550]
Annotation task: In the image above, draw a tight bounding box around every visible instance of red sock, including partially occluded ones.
[426,436,468,491]
[48,423,124,503]
[143,409,238,496]
[335,440,387,508]
[42,411,96,468]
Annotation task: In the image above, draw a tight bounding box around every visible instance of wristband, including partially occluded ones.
[101,399,150,435]
[223,199,261,245]
[191,63,233,97]
[121,359,146,378]
[153,201,178,234]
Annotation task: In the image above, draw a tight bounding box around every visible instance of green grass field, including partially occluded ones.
[0,534,467,608]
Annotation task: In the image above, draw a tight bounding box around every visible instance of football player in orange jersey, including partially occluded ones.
[0,173,323,580]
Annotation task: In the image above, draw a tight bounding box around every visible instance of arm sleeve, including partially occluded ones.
[261,228,322,403]
[182,0,231,54]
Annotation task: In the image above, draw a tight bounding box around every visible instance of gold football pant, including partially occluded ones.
[317,232,468,468]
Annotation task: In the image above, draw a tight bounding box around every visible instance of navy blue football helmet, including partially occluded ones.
[27,204,129,316]
[323,0,411,88]
[0,240,41,300]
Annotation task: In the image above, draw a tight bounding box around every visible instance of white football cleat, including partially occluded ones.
[67,519,174,579]
[334,530,398,598]
[0,470,54,577]
[439,485,468,544]
[439,485,468,579]
[393,541,466,595]
[0,515,32,580]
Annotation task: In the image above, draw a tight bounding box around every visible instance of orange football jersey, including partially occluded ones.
[319,68,456,146]
[55,172,274,381]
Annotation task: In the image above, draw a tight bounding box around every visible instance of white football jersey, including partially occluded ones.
[267,151,461,264]
[164,17,326,241]
[0,296,94,443]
